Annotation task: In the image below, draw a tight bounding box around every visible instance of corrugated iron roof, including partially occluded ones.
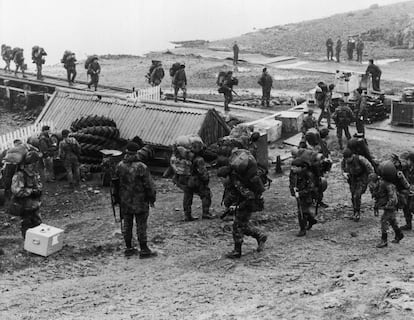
[37,89,214,147]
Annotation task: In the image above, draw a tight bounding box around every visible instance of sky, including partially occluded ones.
[0,0,407,67]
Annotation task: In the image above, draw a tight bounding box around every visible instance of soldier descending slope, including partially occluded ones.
[61,50,77,84]
[332,102,354,150]
[342,148,374,222]
[217,149,267,259]
[114,142,157,258]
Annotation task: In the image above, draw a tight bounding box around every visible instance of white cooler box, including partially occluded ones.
[24,224,64,257]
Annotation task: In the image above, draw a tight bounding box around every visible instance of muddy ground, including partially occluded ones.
[1,54,414,319]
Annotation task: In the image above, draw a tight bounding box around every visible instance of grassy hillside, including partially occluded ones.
[211,1,414,60]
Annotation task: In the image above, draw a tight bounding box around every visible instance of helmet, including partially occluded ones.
[378,160,397,183]
[24,151,40,164]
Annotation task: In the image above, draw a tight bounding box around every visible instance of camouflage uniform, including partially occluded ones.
[342,154,374,220]
[58,136,81,187]
[258,69,273,107]
[87,60,101,91]
[301,114,318,135]
[173,66,187,102]
[289,167,318,235]
[225,172,267,257]
[174,155,212,220]
[115,154,156,250]
[332,105,354,149]
[11,169,42,238]
[38,131,55,182]
[371,179,403,247]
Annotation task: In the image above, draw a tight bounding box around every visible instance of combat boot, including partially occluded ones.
[376,233,388,248]
[354,211,361,222]
[391,230,404,244]
[226,243,242,259]
[202,212,215,220]
[256,235,267,252]
[139,242,158,259]
[124,247,138,257]
[184,211,197,222]
[307,217,318,230]
[296,229,306,237]
[400,221,412,231]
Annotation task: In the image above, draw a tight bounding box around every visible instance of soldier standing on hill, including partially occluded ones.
[347,36,355,60]
[356,36,364,63]
[326,38,334,61]
[173,64,187,102]
[114,142,158,258]
[335,37,342,63]
[366,59,382,91]
[332,102,354,150]
[258,68,273,107]
[233,42,239,66]
[87,57,101,91]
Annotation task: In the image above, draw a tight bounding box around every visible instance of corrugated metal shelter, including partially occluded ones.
[36,89,230,148]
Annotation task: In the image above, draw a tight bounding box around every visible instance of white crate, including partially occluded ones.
[24,224,64,257]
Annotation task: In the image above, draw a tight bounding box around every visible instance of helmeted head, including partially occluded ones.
[217,166,231,178]
[42,125,50,132]
[319,127,329,139]
[250,132,260,142]
[227,71,233,76]
[262,68,267,73]
[126,142,140,154]
[180,64,185,69]
[343,148,354,163]
[307,109,314,115]
[291,158,309,173]
[61,129,70,138]
[369,59,374,65]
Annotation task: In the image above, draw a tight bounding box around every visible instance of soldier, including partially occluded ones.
[301,109,318,135]
[233,42,239,66]
[326,38,334,61]
[219,71,238,112]
[335,37,342,63]
[289,158,318,237]
[354,88,368,136]
[11,151,42,239]
[356,37,364,63]
[342,148,375,221]
[58,129,81,188]
[332,102,354,150]
[347,36,355,60]
[13,48,26,78]
[38,125,56,182]
[366,59,382,91]
[1,44,12,72]
[173,140,214,221]
[32,46,47,80]
[173,64,187,102]
[87,57,101,91]
[149,60,165,87]
[317,83,333,129]
[61,51,77,85]
[369,173,404,248]
[217,166,267,258]
[258,68,273,107]
[115,142,157,258]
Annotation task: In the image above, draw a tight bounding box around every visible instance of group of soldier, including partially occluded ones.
[326,36,364,63]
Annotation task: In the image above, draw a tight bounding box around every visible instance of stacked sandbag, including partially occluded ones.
[70,115,120,164]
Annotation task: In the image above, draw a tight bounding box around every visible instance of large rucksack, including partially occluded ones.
[84,55,97,69]
[169,62,181,77]
[216,71,227,87]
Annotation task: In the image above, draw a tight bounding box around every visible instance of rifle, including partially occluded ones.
[294,187,304,221]
[110,177,123,229]
[231,89,240,97]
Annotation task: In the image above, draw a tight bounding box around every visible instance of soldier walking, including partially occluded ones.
[12,48,26,77]
[11,151,43,239]
[332,102,354,150]
[58,129,81,188]
[173,64,187,102]
[342,149,375,221]
[115,142,157,258]
[38,125,56,182]
[61,51,77,85]
[1,44,12,72]
[289,158,319,237]
[87,57,101,91]
[217,166,267,258]
[258,68,273,107]
[148,60,165,87]
[219,71,238,112]
[32,46,47,80]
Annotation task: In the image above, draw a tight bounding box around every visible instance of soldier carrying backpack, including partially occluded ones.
[332,102,355,150]
[217,71,238,112]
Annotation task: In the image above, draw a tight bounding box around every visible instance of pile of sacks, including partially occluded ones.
[170,134,204,176]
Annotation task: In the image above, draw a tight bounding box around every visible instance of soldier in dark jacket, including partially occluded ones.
[11,151,42,238]
[354,88,368,136]
[326,38,334,60]
[1,44,12,72]
[219,71,238,112]
[13,48,26,77]
[173,64,187,102]
[62,51,77,84]
[258,68,273,107]
[356,37,364,63]
[38,125,56,182]
[149,61,165,87]
[87,57,101,91]
[32,46,47,80]
[335,37,342,63]
[173,140,213,221]
[115,142,157,258]
[218,166,267,259]
[233,42,239,66]
[58,129,81,188]
[332,103,354,149]
[301,109,318,134]
[342,148,374,221]
[347,37,355,60]
[289,158,318,237]
[370,174,404,248]
[366,59,382,91]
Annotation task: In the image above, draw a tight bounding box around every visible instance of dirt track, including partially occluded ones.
[1,126,414,319]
